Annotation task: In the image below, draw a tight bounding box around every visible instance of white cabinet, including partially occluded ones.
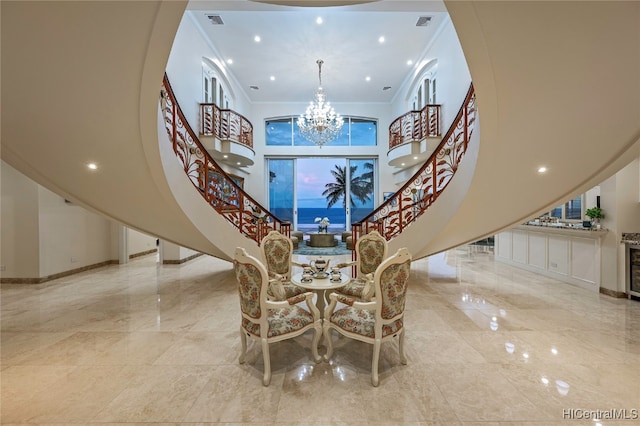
[495,225,606,291]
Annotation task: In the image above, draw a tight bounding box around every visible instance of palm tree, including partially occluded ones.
[322,164,372,209]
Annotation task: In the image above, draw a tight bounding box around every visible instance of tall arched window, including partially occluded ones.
[408,61,437,110]
[202,63,232,108]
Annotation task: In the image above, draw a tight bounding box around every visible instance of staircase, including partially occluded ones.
[2,1,639,263]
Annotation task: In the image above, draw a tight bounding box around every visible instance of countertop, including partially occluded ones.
[621,233,640,244]
[515,223,608,238]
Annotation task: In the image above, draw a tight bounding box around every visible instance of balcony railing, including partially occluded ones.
[161,75,288,244]
[389,104,441,149]
[200,103,253,149]
[354,85,475,243]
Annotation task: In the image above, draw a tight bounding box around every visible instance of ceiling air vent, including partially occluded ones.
[416,16,432,27]
[207,15,224,25]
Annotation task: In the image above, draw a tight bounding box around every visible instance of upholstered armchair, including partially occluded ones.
[260,230,309,299]
[323,247,412,386]
[233,247,322,386]
[334,230,388,301]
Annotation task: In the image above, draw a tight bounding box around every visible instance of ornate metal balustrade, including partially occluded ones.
[389,104,441,149]
[200,103,253,148]
[354,84,475,243]
[161,74,289,244]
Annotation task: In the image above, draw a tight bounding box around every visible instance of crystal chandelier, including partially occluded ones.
[297,59,344,147]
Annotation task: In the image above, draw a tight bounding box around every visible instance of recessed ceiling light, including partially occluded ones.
[254,35,261,43]
[316,16,323,25]
[538,166,548,173]
[401,163,405,166]
[365,76,371,82]
[413,156,418,160]
[226,59,233,64]
[378,36,385,43]
[270,76,275,81]
[223,155,228,158]
[87,163,98,170]
[237,162,241,165]
[407,60,413,66]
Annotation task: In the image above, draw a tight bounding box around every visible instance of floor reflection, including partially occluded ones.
[2,245,639,424]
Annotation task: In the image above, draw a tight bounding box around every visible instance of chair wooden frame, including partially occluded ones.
[323,247,411,386]
[234,247,322,386]
[261,230,310,280]
[334,230,388,300]
[260,230,310,299]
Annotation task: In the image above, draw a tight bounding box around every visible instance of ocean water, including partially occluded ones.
[272,207,371,231]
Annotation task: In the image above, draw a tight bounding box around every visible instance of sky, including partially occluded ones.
[296,158,344,208]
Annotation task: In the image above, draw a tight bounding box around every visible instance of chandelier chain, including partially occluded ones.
[317,59,323,87]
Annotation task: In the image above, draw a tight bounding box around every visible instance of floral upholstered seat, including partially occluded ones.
[233,247,322,386]
[323,247,412,386]
[260,230,309,300]
[334,230,388,301]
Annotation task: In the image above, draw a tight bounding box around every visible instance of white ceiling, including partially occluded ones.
[185,1,448,103]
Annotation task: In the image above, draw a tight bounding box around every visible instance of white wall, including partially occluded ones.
[162,240,200,263]
[1,161,40,278]
[37,186,112,277]
[1,161,114,280]
[166,14,250,143]
[1,162,174,280]
[128,228,157,256]
[393,17,472,134]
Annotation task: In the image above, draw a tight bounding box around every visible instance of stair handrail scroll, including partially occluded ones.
[353,84,476,243]
[161,74,289,244]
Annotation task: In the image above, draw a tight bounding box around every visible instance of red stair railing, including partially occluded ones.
[200,103,253,149]
[352,84,476,245]
[161,74,289,244]
[389,104,441,149]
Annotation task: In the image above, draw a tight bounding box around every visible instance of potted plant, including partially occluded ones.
[314,217,330,233]
[585,207,604,228]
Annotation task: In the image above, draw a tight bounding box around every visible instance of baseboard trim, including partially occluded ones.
[599,287,627,298]
[129,248,157,259]
[163,252,204,264]
[1,260,119,284]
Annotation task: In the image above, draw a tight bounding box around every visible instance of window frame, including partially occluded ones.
[265,116,378,147]
[546,194,584,222]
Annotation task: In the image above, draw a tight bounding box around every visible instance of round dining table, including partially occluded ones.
[291,272,350,318]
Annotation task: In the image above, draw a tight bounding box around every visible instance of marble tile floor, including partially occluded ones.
[2,247,639,425]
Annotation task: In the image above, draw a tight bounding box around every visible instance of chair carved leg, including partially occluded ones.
[312,321,322,363]
[372,338,381,387]
[399,328,407,364]
[261,338,271,386]
[323,325,334,362]
[239,327,247,364]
